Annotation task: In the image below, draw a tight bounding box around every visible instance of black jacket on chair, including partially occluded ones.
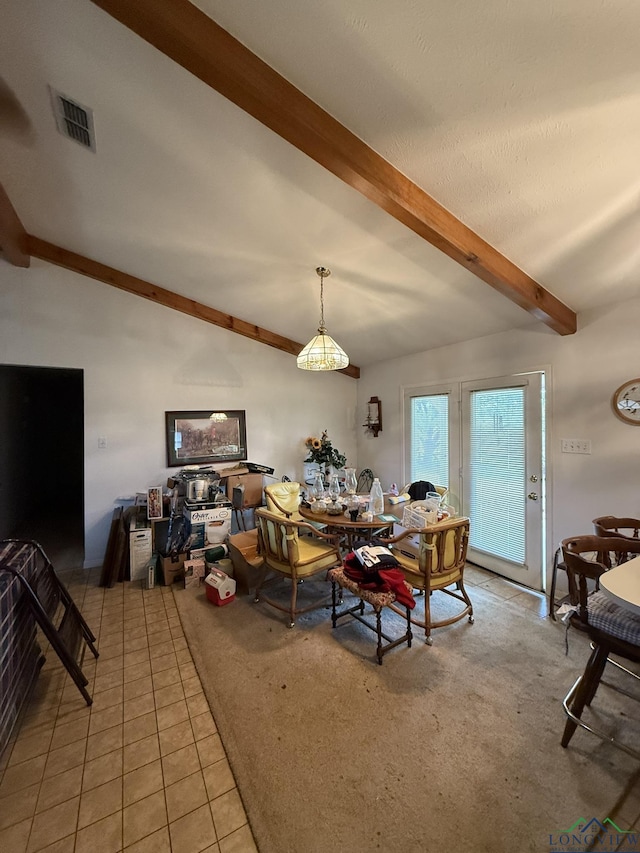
[407,481,437,501]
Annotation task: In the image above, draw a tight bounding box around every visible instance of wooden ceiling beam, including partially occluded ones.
[0,182,30,267]
[26,236,361,379]
[91,0,577,336]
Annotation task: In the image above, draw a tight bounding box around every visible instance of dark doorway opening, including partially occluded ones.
[0,365,84,571]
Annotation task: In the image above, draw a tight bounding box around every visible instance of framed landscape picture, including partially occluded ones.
[165,410,247,467]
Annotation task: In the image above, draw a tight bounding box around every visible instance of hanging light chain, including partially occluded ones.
[297,265,348,371]
[318,267,326,331]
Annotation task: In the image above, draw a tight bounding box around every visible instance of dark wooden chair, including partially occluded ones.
[548,545,577,621]
[560,535,640,759]
[593,516,640,539]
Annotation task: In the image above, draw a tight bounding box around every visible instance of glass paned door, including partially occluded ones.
[405,373,545,589]
[461,374,543,588]
[409,393,450,489]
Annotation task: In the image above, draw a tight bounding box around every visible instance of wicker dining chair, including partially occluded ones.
[380,516,473,644]
[253,508,342,628]
[264,481,304,520]
[264,481,326,531]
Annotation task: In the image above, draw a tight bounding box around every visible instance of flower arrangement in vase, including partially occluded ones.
[304,431,347,483]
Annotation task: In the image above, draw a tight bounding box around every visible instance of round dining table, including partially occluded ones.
[298,495,402,549]
[599,554,640,616]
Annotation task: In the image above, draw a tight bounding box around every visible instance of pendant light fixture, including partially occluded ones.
[297,266,349,371]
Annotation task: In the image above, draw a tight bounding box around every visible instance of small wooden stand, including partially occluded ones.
[328,566,412,665]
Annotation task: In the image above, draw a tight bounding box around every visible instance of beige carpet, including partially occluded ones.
[173,576,640,853]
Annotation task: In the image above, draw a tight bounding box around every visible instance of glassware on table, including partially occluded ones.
[368,477,384,516]
[328,474,341,503]
[346,494,360,522]
[424,491,441,513]
[344,467,357,495]
[310,471,326,501]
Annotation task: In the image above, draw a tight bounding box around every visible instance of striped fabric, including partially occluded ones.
[588,590,640,645]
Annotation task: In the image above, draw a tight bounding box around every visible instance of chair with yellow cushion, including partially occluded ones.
[254,508,342,628]
[381,515,473,644]
[264,481,326,531]
[264,481,305,520]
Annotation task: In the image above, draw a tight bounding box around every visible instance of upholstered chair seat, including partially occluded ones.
[381,515,472,644]
[254,508,342,628]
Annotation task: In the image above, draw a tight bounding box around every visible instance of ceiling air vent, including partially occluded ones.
[50,87,96,151]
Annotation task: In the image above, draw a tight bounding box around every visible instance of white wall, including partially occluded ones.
[0,260,358,567]
[356,297,640,587]
[4,257,637,584]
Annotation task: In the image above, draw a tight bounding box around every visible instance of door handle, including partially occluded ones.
[528,492,538,501]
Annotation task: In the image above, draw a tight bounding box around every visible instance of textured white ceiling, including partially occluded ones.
[1,0,639,368]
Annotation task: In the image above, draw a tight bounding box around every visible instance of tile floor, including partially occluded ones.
[0,567,258,853]
[0,559,550,853]
[463,562,549,617]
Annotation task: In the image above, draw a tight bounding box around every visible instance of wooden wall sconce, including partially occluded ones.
[363,396,382,437]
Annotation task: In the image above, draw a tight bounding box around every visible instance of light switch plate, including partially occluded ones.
[561,439,591,454]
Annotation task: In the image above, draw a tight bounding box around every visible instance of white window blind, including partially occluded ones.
[410,394,449,487]
[469,387,525,564]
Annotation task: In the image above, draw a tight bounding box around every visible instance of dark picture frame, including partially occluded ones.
[165,410,247,467]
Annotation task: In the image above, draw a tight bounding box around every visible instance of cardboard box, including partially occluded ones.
[129,511,153,581]
[183,501,232,550]
[159,552,187,585]
[225,473,263,507]
[183,558,206,589]
[188,546,208,563]
[390,523,422,561]
[228,530,263,595]
[219,466,249,478]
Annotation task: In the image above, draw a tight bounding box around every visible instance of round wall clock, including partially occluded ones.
[611,378,640,425]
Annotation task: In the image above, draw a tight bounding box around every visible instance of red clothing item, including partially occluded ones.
[343,553,415,610]
[378,568,415,610]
